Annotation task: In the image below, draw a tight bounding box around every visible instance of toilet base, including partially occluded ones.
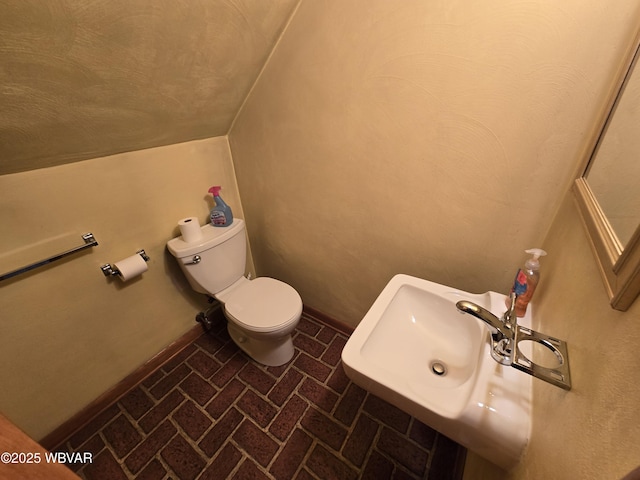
[227,322,295,367]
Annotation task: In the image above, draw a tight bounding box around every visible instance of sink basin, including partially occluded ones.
[342,274,531,470]
[359,282,485,419]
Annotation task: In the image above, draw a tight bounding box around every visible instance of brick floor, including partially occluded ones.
[54,311,466,479]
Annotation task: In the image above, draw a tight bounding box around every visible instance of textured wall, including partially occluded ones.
[229,0,640,327]
[0,0,299,174]
[510,192,640,479]
[0,137,250,440]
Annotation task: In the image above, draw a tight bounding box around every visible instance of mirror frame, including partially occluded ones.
[573,26,640,311]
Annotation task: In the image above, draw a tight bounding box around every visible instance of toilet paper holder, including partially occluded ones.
[101,250,150,278]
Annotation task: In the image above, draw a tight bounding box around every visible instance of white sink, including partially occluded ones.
[342,274,531,470]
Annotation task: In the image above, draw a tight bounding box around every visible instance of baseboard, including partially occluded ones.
[302,305,354,335]
[40,324,204,451]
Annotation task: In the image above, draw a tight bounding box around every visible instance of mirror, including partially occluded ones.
[573,27,640,311]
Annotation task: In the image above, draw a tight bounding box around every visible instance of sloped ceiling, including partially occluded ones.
[0,0,299,175]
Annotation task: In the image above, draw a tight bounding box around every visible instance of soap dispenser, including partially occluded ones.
[507,248,547,317]
[208,186,233,227]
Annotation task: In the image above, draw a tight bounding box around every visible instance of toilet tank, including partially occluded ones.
[167,219,247,295]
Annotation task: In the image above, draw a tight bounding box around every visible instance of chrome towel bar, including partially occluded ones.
[0,233,98,282]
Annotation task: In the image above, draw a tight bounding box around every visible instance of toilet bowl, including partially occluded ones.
[167,218,303,366]
[221,277,302,366]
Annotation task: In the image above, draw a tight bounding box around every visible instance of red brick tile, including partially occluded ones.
[214,341,240,363]
[299,377,338,412]
[360,450,394,480]
[161,435,206,480]
[211,352,248,387]
[124,420,176,474]
[200,443,242,480]
[392,469,416,480]
[295,468,316,480]
[268,368,303,406]
[188,349,222,378]
[205,378,245,419]
[195,332,226,356]
[83,449,128,480]
[300,407,347,451]
[297,317,321,336]
[139,390,185,433]
[102,414,142,458]
[179,372,217,405]
[238,363,277,394]
[119,386,154,420]
[77,433,104,458]
[294,352,332,382]
[69,404,120,449]
[172,400,212,441]
[199,407,243,457]
[270,429,313,480]
[141,369,165,389]
[316,325,337,344]
[364,395,411,433]
[342,413,379,467]
[377,427,428,476]
[233,419,279,467]
[236,458,272,480]
[57,316,467,480]
[293,333,326,357]
[306,444,357,480]
[326,363,351,394]
[409,419,437,450]
[136,459,167,480]
[266,361,290,378]
[162,344,197,373]
[269,394,308,441]
[321,336,347,366]
[149,364,191,400]
[59,434,104,473]
[333,383,366,426]
[237,389,277,428]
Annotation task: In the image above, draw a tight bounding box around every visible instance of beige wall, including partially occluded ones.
[510,192,640,479]
[229,0,640,328]
[0,137,250,440]
[0,0,299,174]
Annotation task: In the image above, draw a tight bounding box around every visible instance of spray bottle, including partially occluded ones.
[208,186,233,227]
[506,248,547,317]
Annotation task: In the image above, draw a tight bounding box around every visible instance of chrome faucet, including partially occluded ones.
[456,293,517,366]
[456,292,572,389]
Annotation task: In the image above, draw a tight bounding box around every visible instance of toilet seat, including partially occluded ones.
[224,277,302,333]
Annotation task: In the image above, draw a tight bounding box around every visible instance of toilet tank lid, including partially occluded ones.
[167,218,244,258]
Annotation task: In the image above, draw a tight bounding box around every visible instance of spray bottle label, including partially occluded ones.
[210,211,228,226]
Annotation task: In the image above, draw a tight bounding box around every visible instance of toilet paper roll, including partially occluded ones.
[178,217,203,243]
[114,254,148,282]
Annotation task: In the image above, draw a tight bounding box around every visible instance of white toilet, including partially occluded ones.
[167,218,302,366]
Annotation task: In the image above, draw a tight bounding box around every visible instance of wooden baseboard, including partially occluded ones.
[303,305,354,335]
[40,324,204,451]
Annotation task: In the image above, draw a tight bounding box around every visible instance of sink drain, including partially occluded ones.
[430,361,447,376]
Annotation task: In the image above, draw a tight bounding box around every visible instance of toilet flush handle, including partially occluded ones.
[184,255,201,265]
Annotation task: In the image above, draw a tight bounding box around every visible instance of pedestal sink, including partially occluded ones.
[341,274,531,470]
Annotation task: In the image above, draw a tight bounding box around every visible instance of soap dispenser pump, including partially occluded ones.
[507,248,547,317]
[208,186,233,227]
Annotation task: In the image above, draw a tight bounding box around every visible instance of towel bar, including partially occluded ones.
[0,233,98,282]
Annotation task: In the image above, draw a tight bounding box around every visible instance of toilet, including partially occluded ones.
[167,218,302,366]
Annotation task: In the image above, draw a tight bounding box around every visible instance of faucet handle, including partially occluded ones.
[502,292,518,329]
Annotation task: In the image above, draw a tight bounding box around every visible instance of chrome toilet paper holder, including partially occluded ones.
[101,250,150,278]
